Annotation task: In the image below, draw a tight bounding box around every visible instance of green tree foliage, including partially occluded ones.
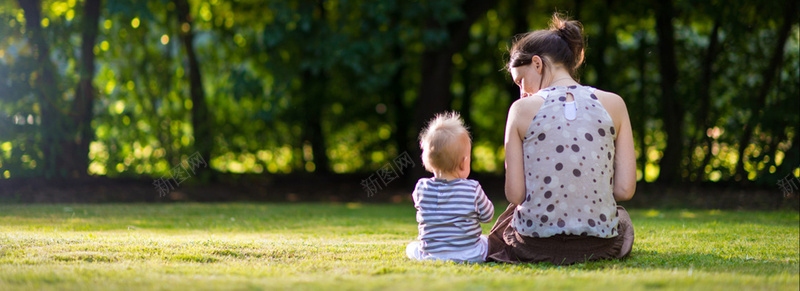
[0,0,797,187]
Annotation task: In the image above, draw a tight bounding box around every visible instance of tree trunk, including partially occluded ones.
[309,76,330,175]
[636,31,648,181]
[19,0,70,178]
[388,11,411,169]
[503,0,531,110]
[296,0,331,175]
[297,70,331,174]
[391,64,411,171]
[411,0,495,179]
[654,0,684,184]
[71,0,102,179]
[414,50,456,137]
[691,18,721,181]
[734,0,797,180]
[309,114,329,174]
[175,0,212,171]
[389,45,411,167]
[590,0,613,89]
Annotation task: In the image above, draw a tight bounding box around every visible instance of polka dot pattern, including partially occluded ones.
[514,85,619,239]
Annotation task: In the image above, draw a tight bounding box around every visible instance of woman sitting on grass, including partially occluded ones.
[486,13,637,265]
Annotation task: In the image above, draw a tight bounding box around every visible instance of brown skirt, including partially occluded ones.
[486,204,634,265]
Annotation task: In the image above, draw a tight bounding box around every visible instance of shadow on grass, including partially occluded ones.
[631,250,796,275]
[501,250,799,276]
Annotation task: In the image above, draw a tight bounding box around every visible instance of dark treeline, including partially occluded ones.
[0,0,798,190]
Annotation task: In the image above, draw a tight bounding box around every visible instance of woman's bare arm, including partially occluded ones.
[504,118,525,205]
[504,97,542,205]
[597,91,636,201]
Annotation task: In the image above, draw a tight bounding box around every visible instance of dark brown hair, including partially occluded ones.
[507,13,585,78]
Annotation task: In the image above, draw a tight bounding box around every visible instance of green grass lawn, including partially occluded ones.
[0,203,797,290]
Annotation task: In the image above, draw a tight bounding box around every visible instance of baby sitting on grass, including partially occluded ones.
[406,112,495,263]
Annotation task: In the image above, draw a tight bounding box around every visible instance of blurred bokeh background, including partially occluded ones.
[0,0,797,204]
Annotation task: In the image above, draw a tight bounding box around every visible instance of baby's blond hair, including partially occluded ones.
[419,112,471,174]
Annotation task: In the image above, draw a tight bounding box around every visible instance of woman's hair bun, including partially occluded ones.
[549,13,585,71]
[506,12,586,78]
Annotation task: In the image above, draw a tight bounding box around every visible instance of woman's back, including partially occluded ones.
[489,12,635,265]
[512,85,619,238]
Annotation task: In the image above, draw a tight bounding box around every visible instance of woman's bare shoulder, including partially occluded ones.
[592,89,629,131]
[510,95,544,115]
[508,96,545,137]
[593,89,628,116]
[593,89,624,105]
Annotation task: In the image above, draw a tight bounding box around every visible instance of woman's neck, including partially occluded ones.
[545,69,578,88]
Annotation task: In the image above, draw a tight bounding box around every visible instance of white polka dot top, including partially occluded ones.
[512,85,620,239]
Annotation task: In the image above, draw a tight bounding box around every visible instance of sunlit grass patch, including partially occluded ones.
[0,203,796,290]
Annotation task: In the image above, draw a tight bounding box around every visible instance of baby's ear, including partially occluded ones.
[460,156,470,170]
